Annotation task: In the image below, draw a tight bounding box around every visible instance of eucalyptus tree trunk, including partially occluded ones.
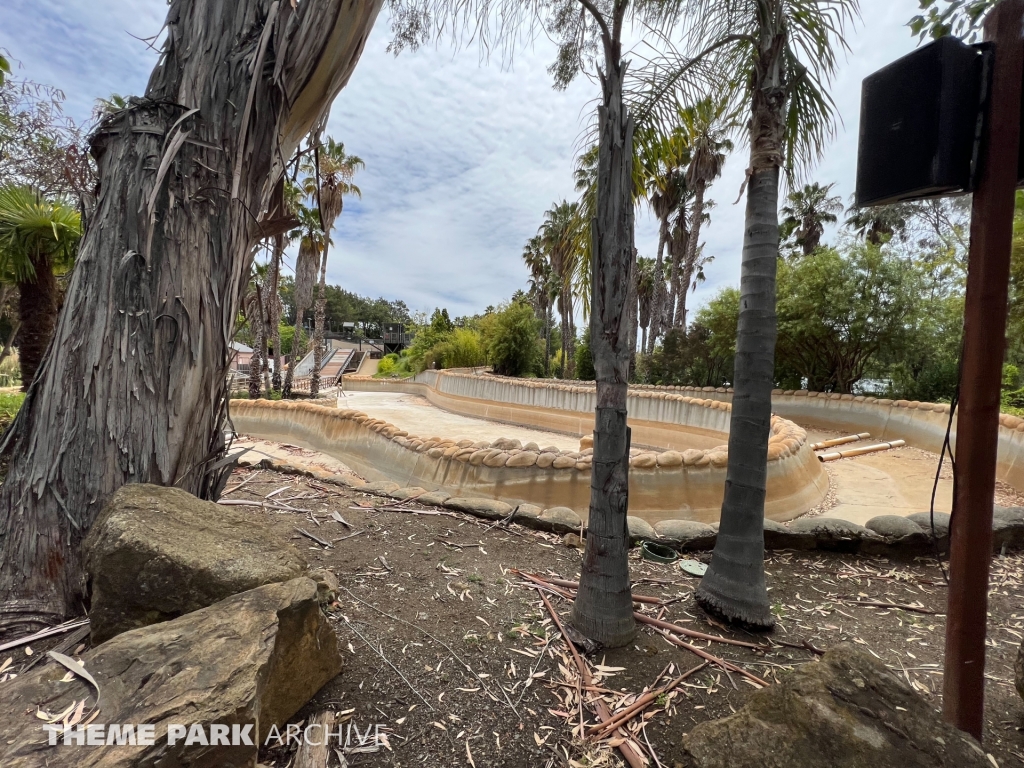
[0,0,382,634]
[676,181,706,329]
[270,235,284,391]
[569,62,637,648]
[16,254,57,389]
[695,73,785,628]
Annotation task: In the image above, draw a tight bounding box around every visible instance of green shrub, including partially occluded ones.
[376,356,396,376]
[484,302,542,377]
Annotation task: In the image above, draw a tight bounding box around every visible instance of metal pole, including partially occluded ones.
[943,0,1024,740]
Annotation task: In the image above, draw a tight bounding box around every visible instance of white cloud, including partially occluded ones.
[4,0,924,317]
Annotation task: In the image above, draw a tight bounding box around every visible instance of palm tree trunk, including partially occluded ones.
[0,320,21,368]
[648,219,669,354]
[677,181,706,329]
[248,296,264,400]
[641,325,647,357]
[16,255,57,390]
[283,308,306,398]
[270,235,284,392]
[694,166,779,629]
[544,299,551,377]
[560,298,570,378]
[569,63,637,648]
[666,235,681,329]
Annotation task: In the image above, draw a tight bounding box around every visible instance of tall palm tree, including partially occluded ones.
[780,181,844,255]
[243,260,271,399]
[635,255,657,353]
[282,205,324,398]
[677,98,733,327]
[539,201,582,379]
[645,0,859,628]
[300,137,363,395]
[0,185,80,389]
[523,235,554,375]
[269,178,302,392]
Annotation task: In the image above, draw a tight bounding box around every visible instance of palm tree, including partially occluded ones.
[523,235,553,375]
[282,205,324,398]
[780,181,844,255]
[644,0,859,628]
[635,255,657,353]
[0,185,80,389]
[300,137,363,396]
[539,201,582,379]
[269,179,302,392]
[243,260,271,399]
[677,98,733,328]
[845,200,911,245]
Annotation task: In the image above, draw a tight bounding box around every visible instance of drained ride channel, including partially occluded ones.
[229,369,1024,526]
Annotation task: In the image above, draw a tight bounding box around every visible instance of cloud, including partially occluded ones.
[4,0,924,318]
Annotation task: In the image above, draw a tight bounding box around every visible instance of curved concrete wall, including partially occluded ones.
[234,372,829,523]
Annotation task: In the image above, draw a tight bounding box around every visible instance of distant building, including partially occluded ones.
[230,341,254,372]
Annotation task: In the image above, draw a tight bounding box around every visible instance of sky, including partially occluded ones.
[4,0,924,318]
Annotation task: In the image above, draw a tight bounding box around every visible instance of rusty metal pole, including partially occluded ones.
[943,0,1024,740]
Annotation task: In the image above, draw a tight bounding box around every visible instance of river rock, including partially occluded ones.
[513,503,544,522]
[906,511,951,537]
[537,506,583,533]
[416,490,451,506]
[84,484,307,643]
[443,497,513,520]
[865,515,923,538]
[684,645,992,768]
[0,578,341,768]
[763,518,816,550]
[361,480,401,495]
[789,517,878,553]
[627,516,657,540]
[387,486,429,501]
[654,520,716,550]
[994,505,1024,525]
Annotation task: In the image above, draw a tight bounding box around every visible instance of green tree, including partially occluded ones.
[780,182,844,256]
[775,244,920,393]
[646,0,860,628]
[538,201,583,379]
[283,205,325,397]
[523,235,554,376]
[909,0,996,40]
[483,301,541,377]
[0,186,80,388]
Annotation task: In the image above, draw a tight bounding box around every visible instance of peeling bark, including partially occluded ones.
[0,0,383,634]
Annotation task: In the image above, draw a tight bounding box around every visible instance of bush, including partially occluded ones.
[575,332,595,381]
[376,355,397,376]
[484,302,542,377]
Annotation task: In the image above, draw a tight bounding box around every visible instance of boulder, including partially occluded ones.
[865,515,923,538]
[763,519,815,551]
[684,645,992,768]
[416,491,451,506]
[513,503,544,522]
[906,511,951,537]
[84,485,307,643]
[443,497,513,520]
[360,480,401,495]
[537,506,583,533]
[0,579,341,768]
[994,505,1024,524]
[789,517,879,553]
[654,520,716,551]
[387,486,429,501]
[992,516,1024,551]
[627,516,657,541]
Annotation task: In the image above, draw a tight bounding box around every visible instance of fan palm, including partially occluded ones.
[639,0,859,627]
[635,256,657,353]
[677,98,733,327]
[781,181,844,255]
[0,185,80,389]
[300,137,363,395]
[282,205,325,398]
[539,201,583,379]
[845,200,912,246]
[523,235,554,375]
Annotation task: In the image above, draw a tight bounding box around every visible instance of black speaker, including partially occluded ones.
[856,36,987,208]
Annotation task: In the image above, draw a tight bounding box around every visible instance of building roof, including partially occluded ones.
[230,341,253,354]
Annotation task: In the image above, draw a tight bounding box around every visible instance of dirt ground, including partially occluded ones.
[4,462,1024,767]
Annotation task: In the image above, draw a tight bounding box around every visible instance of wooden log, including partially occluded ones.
[811,433,871,451]
[818,440,905,462]
[293,709,336,768]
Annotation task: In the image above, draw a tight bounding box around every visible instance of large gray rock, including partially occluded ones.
[906,511,951,537]
[537,506,583,533]
[763,518,815,551]
[865,515,923,538]
[443,497,513,520]
[84,484,307,643]
[627,516,657,540]
[789,517,879,553]
[684,645,992,768]
[654,520,716,551]
[0,579,341,768]
[995,505,1024,524]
